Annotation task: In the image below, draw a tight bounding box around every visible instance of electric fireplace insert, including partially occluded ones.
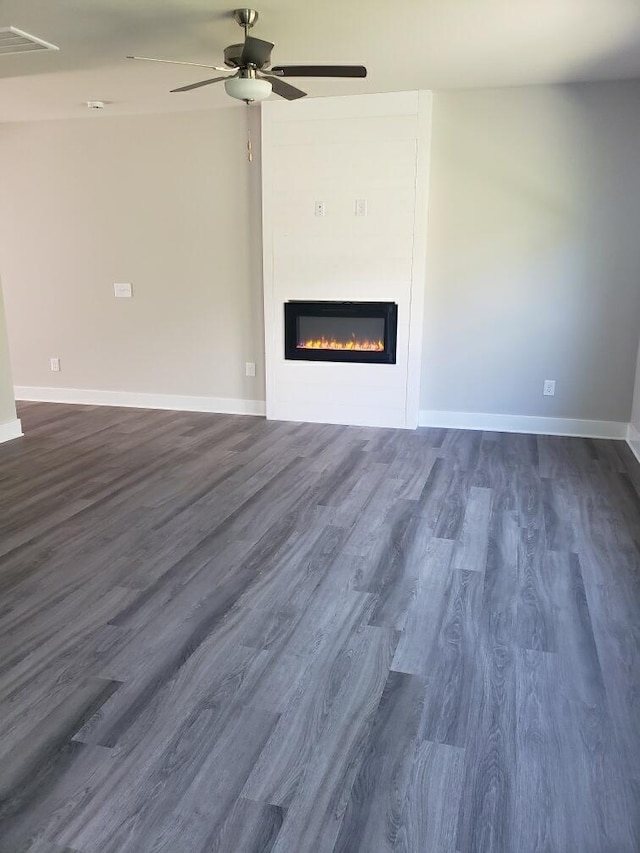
[284,300,397,364]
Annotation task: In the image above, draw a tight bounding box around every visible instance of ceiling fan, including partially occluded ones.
[127,8,367,104]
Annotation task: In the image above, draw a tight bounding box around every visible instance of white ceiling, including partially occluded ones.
[2,0,640,122]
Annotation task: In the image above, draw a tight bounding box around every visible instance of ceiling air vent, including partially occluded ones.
[0,27,59,56]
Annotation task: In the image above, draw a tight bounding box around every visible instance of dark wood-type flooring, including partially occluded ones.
[1,402,640,852]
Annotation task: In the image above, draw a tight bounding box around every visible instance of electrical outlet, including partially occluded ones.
[543,379,556,396]
[114,282,132,298]
[314,201,326,217]
[245,362,256,378]
[355,199,367,217]
[50,357,60,372]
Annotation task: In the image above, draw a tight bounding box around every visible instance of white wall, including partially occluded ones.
[0,108,265,409]
[1,81,640,433]
[423,81,640,426]
[0,280,20,440]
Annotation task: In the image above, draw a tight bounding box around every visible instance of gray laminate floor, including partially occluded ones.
[1,402,640,852]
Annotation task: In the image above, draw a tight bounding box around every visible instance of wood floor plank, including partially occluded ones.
[417,569,484,748]
[360,503,422,630]
[125,707,279,853]
[263,625,399,853]
[513,648,568,852]
[516,526,560,652]
[240,597,377,808]
[515,468,545,529]
[435,468,470,540]
[394,739,465,853]
[471,436,519,513]
[331,670,428,853]
[208,798,284,853]
[553,551,639,851]
[0,737,108,853]
[383,446,438,500]
[577,543,640,805]
[391,537,455,675]
[453,485,492,572]
[455,510,519,853]
[541,475,577,551]
[0,682,119,851]
[439,429,482,473]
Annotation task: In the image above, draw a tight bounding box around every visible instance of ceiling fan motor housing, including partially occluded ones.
[224,42,272,69]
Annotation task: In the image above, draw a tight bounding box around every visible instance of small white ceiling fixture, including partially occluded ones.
[86,100,105,109]
[224,72,271,102]
[0,26,59,56]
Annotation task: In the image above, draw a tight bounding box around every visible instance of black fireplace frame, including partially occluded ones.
[284,300,398,364]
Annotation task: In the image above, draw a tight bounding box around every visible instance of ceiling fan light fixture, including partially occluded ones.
[224,75,271,102]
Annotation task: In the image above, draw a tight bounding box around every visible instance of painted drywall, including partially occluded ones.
[632,343,640,429]
[0,108,264,406]
[0,280,19,432]
[629,339,640,458]
[422,80,640,423]
[1,81,640,429]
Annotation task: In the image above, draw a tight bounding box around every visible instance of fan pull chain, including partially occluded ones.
[247,111,253,162]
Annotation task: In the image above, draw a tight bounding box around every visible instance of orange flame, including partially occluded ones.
[298,337,384,352]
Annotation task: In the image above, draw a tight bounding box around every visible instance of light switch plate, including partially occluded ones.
[114,282,132,298]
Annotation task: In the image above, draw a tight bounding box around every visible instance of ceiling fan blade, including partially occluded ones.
[263,75,307,101]
[127,56,228,72]
[170,75,229,93]
[271,65,367,78]
[241,36,274,67]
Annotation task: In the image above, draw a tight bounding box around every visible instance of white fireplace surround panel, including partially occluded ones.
[261,91,432,429]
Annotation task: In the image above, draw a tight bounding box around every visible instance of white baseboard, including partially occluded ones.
[11,390,633,442]
[627,423,640,464]
[0,418,23,443]
[418,409,627,440]
[14,386,266,417]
